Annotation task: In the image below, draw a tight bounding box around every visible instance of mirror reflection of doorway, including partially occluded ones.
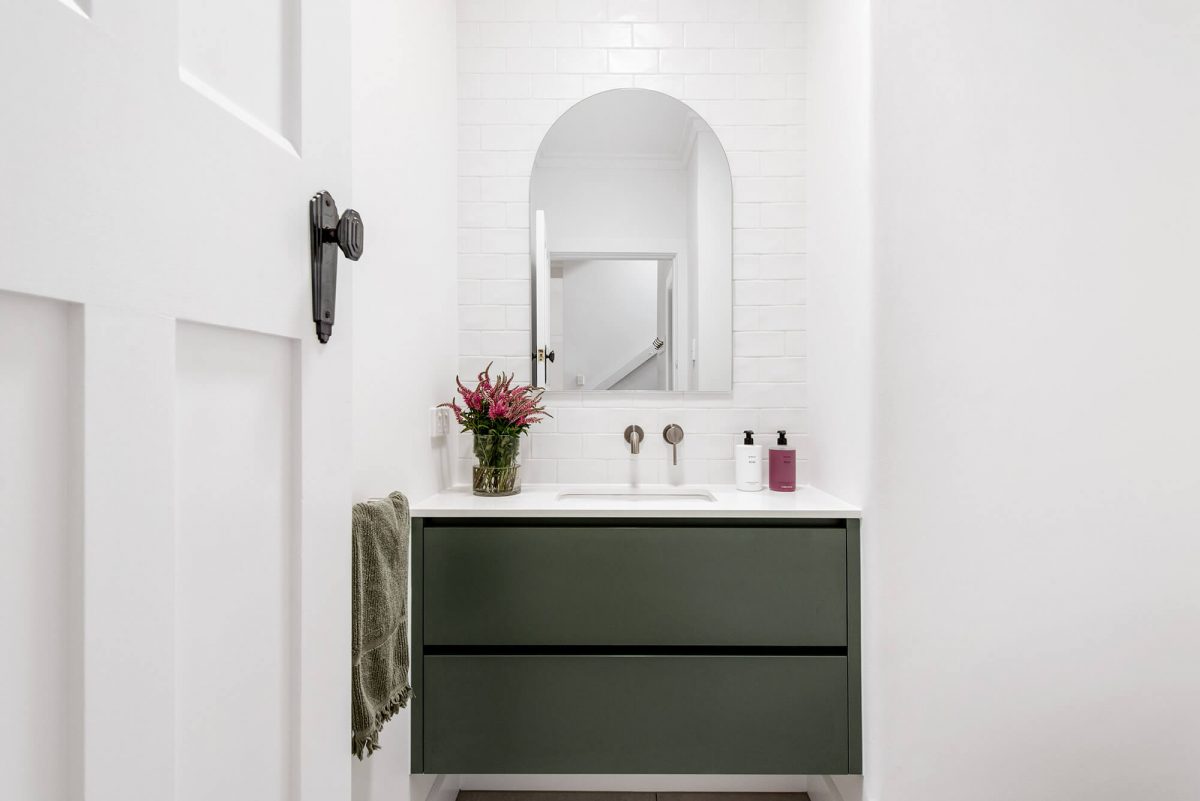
[552,257,675,391]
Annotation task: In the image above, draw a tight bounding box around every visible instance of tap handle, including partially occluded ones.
[662,423,684,465]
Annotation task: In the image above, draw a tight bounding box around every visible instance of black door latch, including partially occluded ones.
[310,190,363,343]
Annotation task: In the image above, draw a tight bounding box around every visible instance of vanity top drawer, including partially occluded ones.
[420,521,847,647]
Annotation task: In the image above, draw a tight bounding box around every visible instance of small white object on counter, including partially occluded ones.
[412,484,860,519]
[734,430,764,492]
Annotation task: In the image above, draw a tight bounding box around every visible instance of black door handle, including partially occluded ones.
[310,190,364,343]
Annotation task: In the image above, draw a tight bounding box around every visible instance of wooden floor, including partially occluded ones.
[459,793,810,801]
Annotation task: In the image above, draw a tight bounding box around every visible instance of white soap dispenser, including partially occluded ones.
[735,430,764,492]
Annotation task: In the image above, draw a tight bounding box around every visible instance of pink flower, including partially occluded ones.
[488,396,509,420]
[440,363,550,436]
[476,365,494,394]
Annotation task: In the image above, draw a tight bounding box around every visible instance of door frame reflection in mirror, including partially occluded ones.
[529,89,733,394]
[539,251,682,392]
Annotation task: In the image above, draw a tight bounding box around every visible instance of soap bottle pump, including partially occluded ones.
[735,430,763,492]
[769,430,796,492]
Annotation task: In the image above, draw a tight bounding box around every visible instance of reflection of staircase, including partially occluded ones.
[592,337,664,390]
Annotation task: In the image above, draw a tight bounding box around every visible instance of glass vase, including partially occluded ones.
[472,433,522,497]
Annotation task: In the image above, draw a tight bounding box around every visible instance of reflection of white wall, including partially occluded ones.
[691,130,733,391]
[532,162,688,255]
[560,259,661,391]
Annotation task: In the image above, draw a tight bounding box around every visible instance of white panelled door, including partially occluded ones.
[1,2,353,800]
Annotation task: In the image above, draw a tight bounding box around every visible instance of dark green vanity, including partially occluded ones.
[410,511,861,775]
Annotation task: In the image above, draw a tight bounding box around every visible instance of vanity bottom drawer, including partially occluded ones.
[422,654,849,774]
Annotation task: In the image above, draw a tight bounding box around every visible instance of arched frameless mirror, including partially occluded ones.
[530,89,733,393]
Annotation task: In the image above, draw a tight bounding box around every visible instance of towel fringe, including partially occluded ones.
[352,684,412,759]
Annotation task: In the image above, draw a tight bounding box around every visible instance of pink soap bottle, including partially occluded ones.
[769,430,796,492]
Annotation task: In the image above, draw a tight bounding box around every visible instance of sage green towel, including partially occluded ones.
[351,491,412,759]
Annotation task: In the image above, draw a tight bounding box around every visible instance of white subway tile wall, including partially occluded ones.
[456,0,808,485]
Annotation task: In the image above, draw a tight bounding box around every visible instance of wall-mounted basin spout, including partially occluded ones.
[624,425,644,455]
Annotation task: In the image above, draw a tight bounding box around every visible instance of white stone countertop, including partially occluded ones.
[411,484,861,519]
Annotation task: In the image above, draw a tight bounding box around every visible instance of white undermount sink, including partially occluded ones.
[556,487,717,503]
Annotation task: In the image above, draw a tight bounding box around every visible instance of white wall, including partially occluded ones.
[807,0,872,508]
[807,3,873,800]
[350,0,458,800]
[351,0,458,499]
[458,0,808,486]
[872,2,1200,800]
